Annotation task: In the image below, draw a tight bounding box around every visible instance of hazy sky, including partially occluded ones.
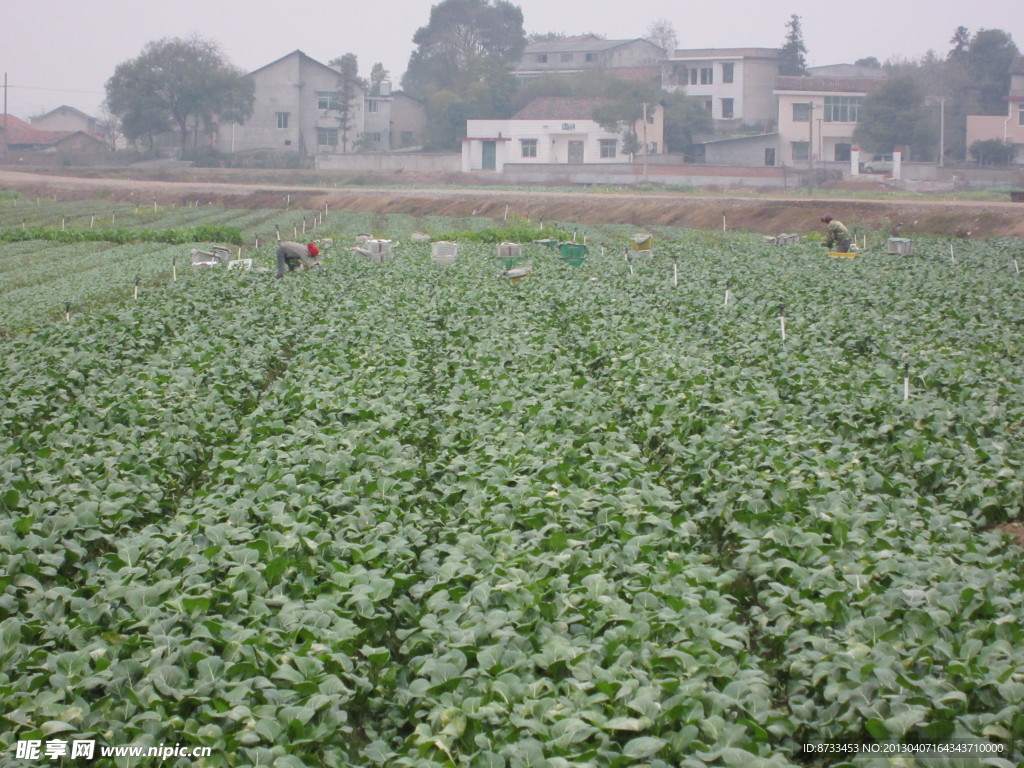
[1,0,1021,118]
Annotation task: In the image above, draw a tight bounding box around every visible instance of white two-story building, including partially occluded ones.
[662,48,782,128]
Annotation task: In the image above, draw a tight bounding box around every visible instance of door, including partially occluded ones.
[568,140,584,164]
[764,148,776,167]
[482,141,496,170]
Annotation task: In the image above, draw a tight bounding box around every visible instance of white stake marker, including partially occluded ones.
[903,364,910,402]
[779,305,786,342]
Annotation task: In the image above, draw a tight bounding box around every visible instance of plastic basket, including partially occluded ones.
[630,234,653,252]
[431,241,458,266]
[886,238,913,255]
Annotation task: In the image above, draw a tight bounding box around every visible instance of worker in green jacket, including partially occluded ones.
[821,216,852,253]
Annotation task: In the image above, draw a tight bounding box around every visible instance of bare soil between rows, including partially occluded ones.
[2,167,1023,239]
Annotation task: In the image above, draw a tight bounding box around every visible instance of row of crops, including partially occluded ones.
[1,195,1023,766]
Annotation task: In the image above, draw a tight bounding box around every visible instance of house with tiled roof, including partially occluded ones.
[30,105,98,134]
[1,114,105,158]
[514,36,665,82]
[966,55,1024,163]
[461,96,663,172]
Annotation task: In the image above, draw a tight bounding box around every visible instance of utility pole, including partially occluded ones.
[3,73,8,163]
[807,102,814,189]
[642,102,649,184]
[939,97,945,168]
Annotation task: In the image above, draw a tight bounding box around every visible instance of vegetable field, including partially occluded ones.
[1,202,1023,767]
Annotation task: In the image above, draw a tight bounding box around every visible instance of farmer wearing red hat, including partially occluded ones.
[275,241,321,278]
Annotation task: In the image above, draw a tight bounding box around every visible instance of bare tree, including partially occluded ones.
[645,19,677,57]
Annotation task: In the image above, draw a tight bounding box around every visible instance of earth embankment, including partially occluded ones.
[2,167,1022,238]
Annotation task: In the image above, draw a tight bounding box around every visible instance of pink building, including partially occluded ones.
[966,56,1024,162]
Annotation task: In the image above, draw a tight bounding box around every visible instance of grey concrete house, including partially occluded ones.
[29,105,98,134]
[514,36,665,81]
[216,50,366,160]
[388,92,427,150]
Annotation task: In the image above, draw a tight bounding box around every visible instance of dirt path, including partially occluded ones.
[2,167,1022,238]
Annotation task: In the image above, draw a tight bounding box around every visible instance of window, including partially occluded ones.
[722,63,734,84]
[561,53,573,62]
[834,143,852,162]
[704,99,713,112]
[317,127,338,146]
[521,138,537,158]
[599,139,617,158]
[585,53,596,62]
[690,69,698,85]
[276,112,289,129]
[317,92,341,111]
[824,95,863,123]
[765,148,776,166]
[791,141,809,161]
[366,100,380,113]
[700,67,713,84]
[365,132,383,143]
[721,98,734,119]
[792,103,811,122]
[536,54,548,63]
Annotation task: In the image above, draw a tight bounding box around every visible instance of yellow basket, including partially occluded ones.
[830,252,857,258]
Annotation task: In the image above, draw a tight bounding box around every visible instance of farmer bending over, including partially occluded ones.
[275,241,320,278]
[821,216,852,253]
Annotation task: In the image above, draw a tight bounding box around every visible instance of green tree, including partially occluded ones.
[369,63,389,96]
[401,0,526,149]
[660,91,714,153]
[401,0,526,98]
[591,79,660,159]
[969,138,1017,166]
[854,76,937,160]
[948,26,971,60]
[965,29,1019,115]
[105,36,253,152]
[328,53,366,153]
[779,14,808,76]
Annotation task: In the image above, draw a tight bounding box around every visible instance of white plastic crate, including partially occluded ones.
[497,242,523,259]
[886,238,914,255]
[431,241,458,266]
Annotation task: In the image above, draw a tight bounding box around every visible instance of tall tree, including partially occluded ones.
[591,79,662,158]
[779,14,808,76]
[854,76,937,161]
[948,26,971,60]
[645,19,678,57]
[369,63,389,96]
[105,36,253,152]
[328,53,366,153]
[401,0,526,148]
[401,0,526,98]
[965,28,1019,115]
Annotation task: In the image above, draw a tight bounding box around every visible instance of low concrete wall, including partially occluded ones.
[499,162,792,188]
[315,153,460,173]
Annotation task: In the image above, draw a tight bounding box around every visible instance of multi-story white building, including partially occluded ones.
[514,36,664,81]
[662,48,782,127]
